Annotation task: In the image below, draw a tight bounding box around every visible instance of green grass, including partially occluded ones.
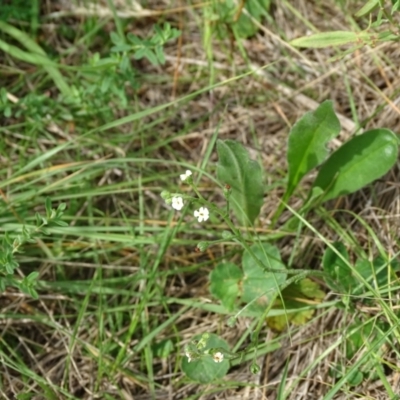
[1,0,400,399]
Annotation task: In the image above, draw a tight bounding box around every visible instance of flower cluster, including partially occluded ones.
[165,170,210,223]
[185,351,224,363]
[180,170,192,182]
[185,351,193,363]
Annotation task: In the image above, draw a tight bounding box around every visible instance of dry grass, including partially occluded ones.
[1,0,400,399]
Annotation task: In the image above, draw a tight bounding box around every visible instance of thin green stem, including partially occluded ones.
[188,186,326,278]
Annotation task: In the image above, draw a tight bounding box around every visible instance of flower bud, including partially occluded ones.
[196,241,209,252]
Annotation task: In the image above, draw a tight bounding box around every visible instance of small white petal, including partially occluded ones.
[213,352,224,363]
[194,207,209,222]
[180,170,192,181]
[171,196,184,210]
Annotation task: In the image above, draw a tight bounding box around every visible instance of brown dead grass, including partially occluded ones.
[2,0,400,399]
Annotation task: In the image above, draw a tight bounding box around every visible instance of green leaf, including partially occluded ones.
[57,202,67,212]
[169,27,181,40]
[155,45,165,64]
[28,286,39,299]
[322,242,355,293]
[292,278,325,300]
[182,333,230,383]
[35,212,42,226]
[119,55,131,73]
[354,256,399,295]
[392,0,400,13]
[110,44,132,53]
[313,128,398,202]
[286,100,340,198]
[0,87,7,103]
[242,243,287,313]
[144,49,159,66]
[5,256,18,275]
[355,0,379,17]
[376,31,398,42]
[51,220,69,227]
[347,370,364,386]
[216,140,264,225]
[100,76,113,93]
[4,106,11,118]
[110,31,123,45]
[127,33,142,45]
[0,21,72,98]
[209,262,243,311]
[45,197,52,215]
[152,339,174,358]
[134,48,147,60]
[291,31,370,48]
[27,271,39,283]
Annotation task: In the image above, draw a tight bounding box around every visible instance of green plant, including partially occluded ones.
[0,22,180,122]
[0,0,38,23]
[110,22,181,65]
[209,0,271,39]
[290,0,400,51]
[0,198,68,298]
[163,101,399,383]
[72,22,181,115]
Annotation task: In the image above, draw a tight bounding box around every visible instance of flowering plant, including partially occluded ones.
[167,101,399,384]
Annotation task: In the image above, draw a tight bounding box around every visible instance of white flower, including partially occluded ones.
[186,351,192,363]
[213,352,224,363]
[171,196,184,210]
[180,170,192,182]
[194,207,209,222]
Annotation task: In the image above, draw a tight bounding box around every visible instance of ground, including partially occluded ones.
[1,1,400,399]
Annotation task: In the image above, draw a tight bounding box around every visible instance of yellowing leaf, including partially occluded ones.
[266,279,325,331]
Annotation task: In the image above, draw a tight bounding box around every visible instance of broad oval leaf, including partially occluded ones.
[217,140,264,226]
[242,243,287,314]
[182,333,230,383]
[286,100,340,198]
[291,31,370,48]
[313,128,398,202]
[209,262,243,311]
